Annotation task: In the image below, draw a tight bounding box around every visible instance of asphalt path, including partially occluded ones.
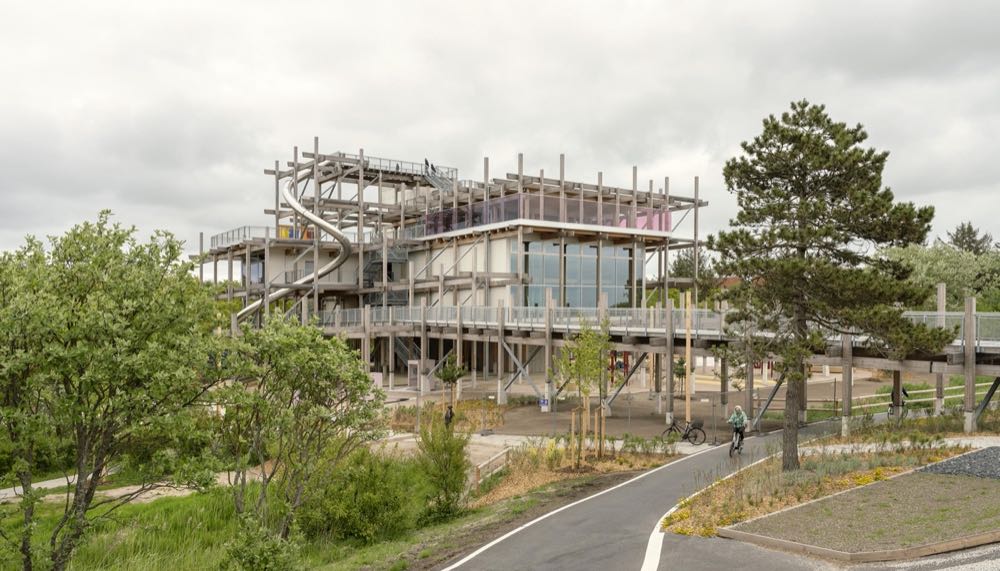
[443,421,843,571]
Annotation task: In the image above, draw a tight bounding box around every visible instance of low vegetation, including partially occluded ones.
[662,437,968,537]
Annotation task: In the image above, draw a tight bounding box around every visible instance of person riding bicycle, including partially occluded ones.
[728,405,748,450]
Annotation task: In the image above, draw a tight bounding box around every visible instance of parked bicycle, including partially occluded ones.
[662,418,706,445]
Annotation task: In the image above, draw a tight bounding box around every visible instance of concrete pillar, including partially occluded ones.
[964,296,977,433]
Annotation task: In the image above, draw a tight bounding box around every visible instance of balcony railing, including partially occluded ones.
[309,306,992,348]
[423,194,671,237]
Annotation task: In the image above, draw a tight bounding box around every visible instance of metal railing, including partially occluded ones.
[309,305,1000,348]
[210,226,271,249]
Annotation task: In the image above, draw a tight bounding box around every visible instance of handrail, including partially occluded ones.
[306,305,1000,347]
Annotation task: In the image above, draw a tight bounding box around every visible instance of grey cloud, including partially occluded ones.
[1,0,998,253]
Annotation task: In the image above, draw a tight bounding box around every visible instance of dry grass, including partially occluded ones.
[662,441,969,537]
[390,400,506,433]
[470,437,676,509]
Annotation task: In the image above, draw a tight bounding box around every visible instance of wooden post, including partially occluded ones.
[964,296,977,433]
[935,283,946,415]
[684,291,692,423]
[665,298,675,424]
[891,370,903,417]
[841,333,853,437]
[263,227,270,317]
[497,301,507,405]
[745,343,755,423]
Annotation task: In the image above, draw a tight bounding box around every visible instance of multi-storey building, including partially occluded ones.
[199,139,708,416]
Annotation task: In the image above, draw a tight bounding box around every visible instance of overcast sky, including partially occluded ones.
[2,1,998,256]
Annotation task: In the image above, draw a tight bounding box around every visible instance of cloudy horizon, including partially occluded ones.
[2,1,999,256]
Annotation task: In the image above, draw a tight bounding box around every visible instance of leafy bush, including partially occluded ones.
[298,447,427,544]
[417,419,470,522]
[222,516,300,571]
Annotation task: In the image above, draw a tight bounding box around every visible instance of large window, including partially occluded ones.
[510,240,644,307]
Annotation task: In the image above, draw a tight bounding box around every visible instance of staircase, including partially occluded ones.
[394,337,420,368]
[424,170,456,195]
[362,235,411,307]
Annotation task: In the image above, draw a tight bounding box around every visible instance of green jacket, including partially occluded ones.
[728,410,747,429]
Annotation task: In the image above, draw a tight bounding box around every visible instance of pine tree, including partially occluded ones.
[711,101,954,471]
[946,221,993,255]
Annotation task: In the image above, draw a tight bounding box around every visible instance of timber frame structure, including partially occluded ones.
[199,138,706,420]
[198,138,1000,433]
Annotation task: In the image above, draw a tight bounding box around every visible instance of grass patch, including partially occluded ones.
[661,440,968,538]
[738,471,1000,552]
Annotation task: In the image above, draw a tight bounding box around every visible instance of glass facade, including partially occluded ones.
[511,240,644,308]
[425,194,669,236]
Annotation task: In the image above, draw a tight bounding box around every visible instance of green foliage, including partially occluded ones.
[670,248,720,304]
[435,353,466,387]
[222,515,301,571]
[216,317,386,541]
[883,242,1000,311]
[298,448,428,544]
[417,419,470,522]
[552,320,613,401]
[947,221,994,255]
[0,211,227,570]
[711,101,953,471]
[435,353,467,405]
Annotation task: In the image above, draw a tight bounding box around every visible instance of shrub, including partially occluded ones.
[298,447,427,544]
[417,419,471,522]
[222,516,300,571]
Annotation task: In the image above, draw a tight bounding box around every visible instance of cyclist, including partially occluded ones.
[728,405,748,451]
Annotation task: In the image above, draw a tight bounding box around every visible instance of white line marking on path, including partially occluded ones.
[640,441,777,571]
[442,445,719,571]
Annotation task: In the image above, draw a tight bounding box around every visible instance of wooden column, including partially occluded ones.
[420,299,428,395]
[665,298,675,422]
[841,333,853,437]
[964,296,977,432]
[544,289,554,413]
[263,227,270,317]
[744,343,755,423]
[497,301,507,405]
[935,283,946,414]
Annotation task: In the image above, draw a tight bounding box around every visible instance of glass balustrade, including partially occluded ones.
[421,194,671,238]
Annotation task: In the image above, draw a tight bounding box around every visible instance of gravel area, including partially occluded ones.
[920,447,1000,480]
[736,472,1000,553]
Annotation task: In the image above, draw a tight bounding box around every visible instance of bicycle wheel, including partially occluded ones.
[687,427,706,446]
[728,438,736,457]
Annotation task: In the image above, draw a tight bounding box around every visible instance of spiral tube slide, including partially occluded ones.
[236,165,352,321]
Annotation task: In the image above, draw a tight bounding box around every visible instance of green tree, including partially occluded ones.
[435,353,467,407]
[417,418,470,522]
[711,101,953,471]
[883,242,1000,310]
[0,212,225,570]
[217,317,384,545]
[947,221,994,255]
[552,320,612,466]
[670,248,720,306]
